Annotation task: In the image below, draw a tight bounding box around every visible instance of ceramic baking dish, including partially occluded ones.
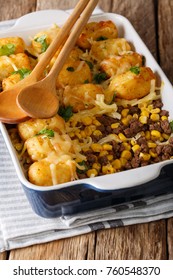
[1,10,173,218]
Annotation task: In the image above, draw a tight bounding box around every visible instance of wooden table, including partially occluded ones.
[0,0,173,260]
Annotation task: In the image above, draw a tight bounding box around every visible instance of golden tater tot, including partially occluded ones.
[18,115,65,141]
[56,60,92,88]
[90,38,131,62]
[63,83,104,112]
[0,53,31,81]
[108,66,156,100]
[100,52,143,77]
[28,159,76,186]
[2,73,21,90]
[0,37,25,54]
[77,21,118,49]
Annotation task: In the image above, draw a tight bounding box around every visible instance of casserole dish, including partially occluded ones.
[1,10,173,218]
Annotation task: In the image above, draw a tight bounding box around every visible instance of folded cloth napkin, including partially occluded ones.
[1,131,173,252]
[1,8,173,252]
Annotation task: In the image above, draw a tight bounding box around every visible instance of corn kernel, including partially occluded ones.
[133,113,139,119]
[120,157,127,166]
[103,144,112,151]
[122,142,131,150]
[69,131,75,138]
[102,165,114,174]
[93,130,102,136]
[139,152,151,161]
[147,104,153,111]
[121,150,132,160]
[84,126,92,136]
[121,108,129,117]
[149,150,158,158]
[112,159,122,169]
[131,139,137,146]
[145,131,151,140]
[141,109,149,117]
[107,155,114,161]
[87,169,98,177]
[150,108,160,114]
[91,143,103,152]
[93,119,101,126]
[127,114,133,121]
[132,144,140,153]
[151,130,161,138]
[139,115,148,124]
[111,122,120,129]
[81,116,92,126]
[147,141,157,148]
[121,117,129,126]
[80,130,86,138]
[75,132,82,139]
[150,113,160,121]
[118,133,127,141]
[92,162,101,170]
[99,150,108,157]
[161,115,168,121]
[162,133,170,140]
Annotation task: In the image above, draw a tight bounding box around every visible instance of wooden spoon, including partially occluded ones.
[0,0,97,123]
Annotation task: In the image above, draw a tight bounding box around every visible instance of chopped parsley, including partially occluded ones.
[34,35,49,53]
[130,66,141,75]
[66,66,75,72]
[96,36,108,41]
[36,129,54,138]
[84,60,93,70]
[12,68,31,80]
[93,72,108,84]
[170,121,173,132]
[0,43,15,56]
[58,106,73,121]
[76,161,88,174]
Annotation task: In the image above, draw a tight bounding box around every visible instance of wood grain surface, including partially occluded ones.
[0,0,173,260]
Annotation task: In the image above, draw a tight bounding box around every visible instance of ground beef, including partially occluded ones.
[152,99,163,108]
[160,119,172,134]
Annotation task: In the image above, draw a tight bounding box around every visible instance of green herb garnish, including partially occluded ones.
[76,161,88,174]
[84,79,89,84]
[34,35,48,53]
[93,72,108,84]
[96,36,108,41]
[130,66,141,75]
[66,66,75,72]
[0,43,15,56]
[12,68,31,80]
[170,121,173,132]
[36,129,54,138]
[58,106,73,121]
[84,60,93,70]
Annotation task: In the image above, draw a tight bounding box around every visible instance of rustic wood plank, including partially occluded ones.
[9,233,95,260]
[0,0,36,21]
[36,0,79,10]
[158,0,173,81]
[95,221,167,259]
[167,218,173,260]
[0,252,7,260]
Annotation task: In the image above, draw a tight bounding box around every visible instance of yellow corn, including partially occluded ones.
[103,144,112,151]
[131,139,137,146]
[162,133,170,140]
[139,115,148,124]
[141,109,149,117]
[145,131,151,140]
[80,130,86,138]
[121,108,129,117]
[161,115,168,121]
[151,130,161,138]
[99,150,108,157]
[122,142,131,150]
[111,122,120,129]
[118,133,127,142]
[87,169,98,177]
[147,104,153,111]
[112,159,121,169]
[107,155,114,161]
[147,141,157,148]
[121,117,129,126]
[120,157,127,166]
[81,116,92,126]
[93,119,101,126]
[132,144,140,153]
[121,150,132,160]
[102,165,115,174]
[149,150,158,158]
[84,126,92,136]
[75,131,82,139]
[92,162,101,171]
[133,113,139,119]
[93,130,102,136]
[150,113,160,121]
[69,131,75,138]
[91,143,103,152]
[139,152,151,161]
[150,108,160,114]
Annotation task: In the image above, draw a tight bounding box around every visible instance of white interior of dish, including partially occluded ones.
[0,10,173,191]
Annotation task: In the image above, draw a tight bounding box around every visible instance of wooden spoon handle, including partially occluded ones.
[31,0,91,81]
[45,0,99,84]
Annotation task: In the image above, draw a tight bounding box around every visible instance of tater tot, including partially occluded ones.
[108,67,156,100]
[100,52,143,77]
[90,38,131,62]
[2,73,21,90]
[28,159,76,186]
[77,21,118,49]
[63,83,104,112]
[0,37,25,54]
[18,115,65,141]
[56,60,92,88]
